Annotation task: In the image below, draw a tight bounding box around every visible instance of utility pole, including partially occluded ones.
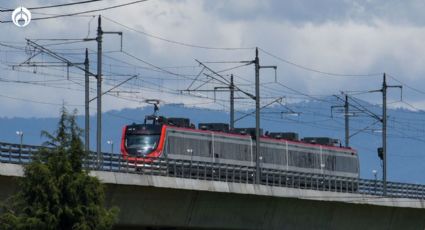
[230,74,235,130]
[190,56,275,184]
[22,40,97,154]
[85,48,90,154]
[254,47,277,184]
[254,48,261,184]
[380,73,402,196]
[96,16,103,167]
[95,15,123,167]
[21,26,122,162]
[382,73,387,196]
[344,94,349,147]
[331,93,352,147]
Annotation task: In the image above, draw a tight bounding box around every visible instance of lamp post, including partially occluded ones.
[107,140,113,154]
[16,131,23,162]
[187,149,194,161]
[320,163,326,189]
[372,169,378,195]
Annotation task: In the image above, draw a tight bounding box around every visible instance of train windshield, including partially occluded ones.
[125,135,160,155]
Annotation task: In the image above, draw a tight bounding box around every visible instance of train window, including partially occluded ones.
[125,134,160,155]
[324,155,336,171]
[287,150,322,169]
[335,156,358,173]
[168,134,211,157]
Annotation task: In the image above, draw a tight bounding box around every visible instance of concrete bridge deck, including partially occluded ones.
[1,163,425,230]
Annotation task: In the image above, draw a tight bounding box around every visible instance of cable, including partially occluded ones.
[0,0,103,12]
[340,95,382,122]
[258,47,382,77]
[0,42,25,50]
[102,16,255,51]
[31,12,95,18]
[216,63,252,73]
[275,81,334,105]
[387,74,425,96]
[43,40,89,47]
[0,92,84,107]
[120,50,199,80]
[393,100,423,112]
[1,0,149,23]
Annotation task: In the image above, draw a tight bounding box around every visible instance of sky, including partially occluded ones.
[1,0,425,183]
[0,0,425,118]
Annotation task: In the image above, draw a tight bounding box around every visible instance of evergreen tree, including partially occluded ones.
[0,107,118,230]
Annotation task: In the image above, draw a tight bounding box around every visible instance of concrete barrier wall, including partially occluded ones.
[107,183,425,230]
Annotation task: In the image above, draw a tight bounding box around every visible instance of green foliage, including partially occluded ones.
[0,107,118,230]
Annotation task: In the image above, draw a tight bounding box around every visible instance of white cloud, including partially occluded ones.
[1,0,425,118]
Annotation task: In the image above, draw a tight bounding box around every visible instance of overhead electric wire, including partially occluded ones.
[387,74,425,96]
[4,18,425,150]
[102,16,255,51]
[398,100,424,112]
[0,0,103,12]
[274,81,334,105]
[0,42,25,50]
[119,50,210,83]
[329,93,383,125]
[42,40,89,47]
[216,63,252,74]
[1,0,149,23]
[31,11,95,18]
[2,41,235,111]
[3,47,224,106]
[101,72,231,105]
[0,92,84,107]
[258,47,382,77]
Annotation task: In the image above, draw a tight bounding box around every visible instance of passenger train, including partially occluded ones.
[121,115,360,179]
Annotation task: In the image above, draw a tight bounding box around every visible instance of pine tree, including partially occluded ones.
[0,107,118,230]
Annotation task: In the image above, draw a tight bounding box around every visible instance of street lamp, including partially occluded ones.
[16,131,23,162]
[320,163,326,174]
[372,169,378,194]
[107,140,113,154]
[320,163,326,188]
[187,149,193,161]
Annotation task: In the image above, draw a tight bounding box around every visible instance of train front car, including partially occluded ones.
[120,116,166,164]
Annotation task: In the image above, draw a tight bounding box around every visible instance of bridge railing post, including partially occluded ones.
[125,158,129,174]
[232,165,236,182]
[327,176,331,191]
[217,163,220,180]
[118,154,122,172]
[18,144,22,164]
[224,165,228,182]
[195,160,199,178]
[204,161,207,179]
[9,145,12,163]
[421,185,424,200]
[245,167,248,184]
[109,153,112,171]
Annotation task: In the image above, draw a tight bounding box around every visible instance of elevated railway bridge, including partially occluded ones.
[1,142,425,230]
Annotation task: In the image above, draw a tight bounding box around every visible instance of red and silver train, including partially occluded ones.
[121,115,359,179]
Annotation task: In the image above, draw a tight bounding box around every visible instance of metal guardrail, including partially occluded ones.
[1,142,424,200]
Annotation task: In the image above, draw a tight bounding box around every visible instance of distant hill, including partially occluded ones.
[1,100,424,184]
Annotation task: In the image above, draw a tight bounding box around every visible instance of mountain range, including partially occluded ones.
[1,98,424,184]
